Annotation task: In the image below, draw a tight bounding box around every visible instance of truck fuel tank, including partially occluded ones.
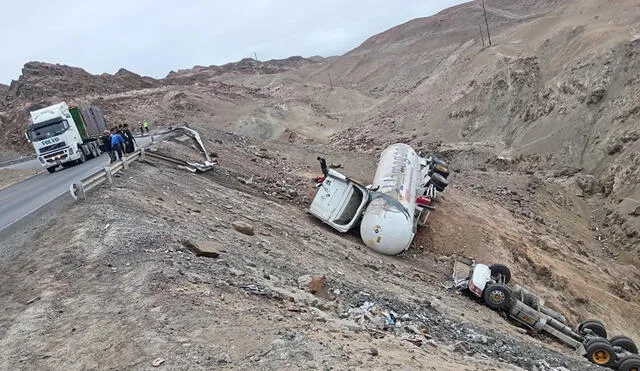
[360,143,421,255]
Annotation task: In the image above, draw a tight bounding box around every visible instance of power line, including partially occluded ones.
[481,0,492,46]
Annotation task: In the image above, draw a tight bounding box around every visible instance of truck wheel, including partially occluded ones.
[433,164,450,178]
[483,283,511,310]
[579,319,608,338]
[585,339,616,367]
[77,148,86,164]
[618,354,640,371]
[46,167,56,174]
[91,143,99,158]
[611,335,639,354]
[489,264,511,284]
[87,144,95,159]
[431,173,448,190]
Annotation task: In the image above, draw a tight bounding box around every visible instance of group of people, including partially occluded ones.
[101,124,136,163]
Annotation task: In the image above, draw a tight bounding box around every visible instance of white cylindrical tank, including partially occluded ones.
[360,143,420,255]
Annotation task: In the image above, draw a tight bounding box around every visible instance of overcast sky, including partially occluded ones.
[0,0,467,84]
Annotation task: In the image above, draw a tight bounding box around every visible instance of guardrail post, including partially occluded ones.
[123,159,129,170]
[70,182,86,201]
[104,167,113,186]
[140,148,146,161]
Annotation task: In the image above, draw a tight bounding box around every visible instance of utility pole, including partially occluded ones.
[254,51,258,61]
[478,22,485,46]
[481,0,492,46]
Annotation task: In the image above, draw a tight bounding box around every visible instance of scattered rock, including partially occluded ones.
[298,275,313,289]
[231,220,255,235]
[181,239,220,258]
[553,166,583,177]
[26,296,41,305]
[229,268,245,277]
[309,275,331,298]
[151,358,165,367]
[574,175,602,195]
[607,142,623,155]
[368,347,379,356]
[587,87,606,105]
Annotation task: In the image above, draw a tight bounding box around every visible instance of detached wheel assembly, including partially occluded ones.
[618,354,640,371]
[430,173,448,192]
[611,335,639,354]
[433,164,450,178]
[489,263,511,284]
[579,319,608,338]
[585,339,616,367]
[483,283,511,310]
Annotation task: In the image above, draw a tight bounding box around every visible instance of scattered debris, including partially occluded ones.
[181,239,221,258]
[151,358,165,367]
[231,220,255,236]
[25,296,41,305]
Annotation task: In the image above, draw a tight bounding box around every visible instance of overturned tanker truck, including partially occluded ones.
[308,143,450,255]
[449,257,640,370]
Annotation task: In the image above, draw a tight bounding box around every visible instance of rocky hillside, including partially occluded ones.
[4,62,159,103]
[309,0,640,254]
[164,56,320,85]
[0,83,7,101]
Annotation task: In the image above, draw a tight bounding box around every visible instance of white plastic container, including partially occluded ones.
[360,143,420,255]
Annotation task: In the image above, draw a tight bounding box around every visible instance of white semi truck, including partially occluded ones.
[309,143,450,255]
[26,102,106,173]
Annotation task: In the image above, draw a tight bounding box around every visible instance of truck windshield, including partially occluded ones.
[27,120,67,141]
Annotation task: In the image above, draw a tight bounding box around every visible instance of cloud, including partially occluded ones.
[0,0,468,83]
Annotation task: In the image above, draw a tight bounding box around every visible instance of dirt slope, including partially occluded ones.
[0,132,604,370]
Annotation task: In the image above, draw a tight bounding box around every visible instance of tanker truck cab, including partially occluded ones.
[26,103,81,169]
[309,168,370,233]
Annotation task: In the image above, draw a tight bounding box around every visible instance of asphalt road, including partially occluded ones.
[0,136,154,231]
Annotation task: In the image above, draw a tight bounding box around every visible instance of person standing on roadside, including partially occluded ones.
[110,128,125,162]
[143,119,150,134]
[101,130,114,162]
[122,124,135,153]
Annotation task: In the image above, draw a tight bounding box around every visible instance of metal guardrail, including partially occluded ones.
[69,126,217,201]
[0,155,37,168]
[69,148,145,201]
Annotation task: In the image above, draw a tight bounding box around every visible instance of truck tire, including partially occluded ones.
[611,335,639,354]
[91,143,99,159]
[618,354,640,371]
[432,156,447,166]
[433,164,450,179]
[483,283,511,310]
[585,339,616,367]
[489,264,511,284]
[579,319,608,338]
[46,167,56,174]
[431,173,448,191]
[77,147,86,164]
